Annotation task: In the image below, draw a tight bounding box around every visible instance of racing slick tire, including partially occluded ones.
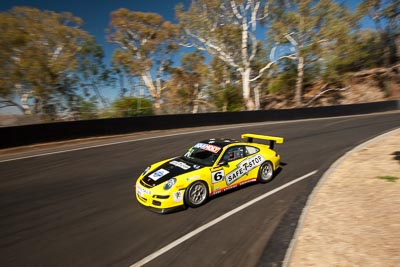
[184,181,208,208]
[258,161,274,183]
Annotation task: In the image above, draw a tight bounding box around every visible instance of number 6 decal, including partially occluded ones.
[212,170,224,184]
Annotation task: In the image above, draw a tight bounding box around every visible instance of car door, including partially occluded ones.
[210,145,264,195]
[210,145,248,194]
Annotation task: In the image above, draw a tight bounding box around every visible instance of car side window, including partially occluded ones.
[245,146,259,156]
[222,146,245,162]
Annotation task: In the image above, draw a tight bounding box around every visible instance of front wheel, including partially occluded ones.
[258,161,274,183]
[184,181,208,208]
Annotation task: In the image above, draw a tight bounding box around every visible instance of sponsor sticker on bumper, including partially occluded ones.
[136,184,151,197]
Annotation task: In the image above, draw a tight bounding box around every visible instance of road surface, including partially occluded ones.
[0,112,399,267]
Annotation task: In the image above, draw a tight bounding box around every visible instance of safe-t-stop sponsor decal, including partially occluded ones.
[226,154,264,185]
[169,160,191,170]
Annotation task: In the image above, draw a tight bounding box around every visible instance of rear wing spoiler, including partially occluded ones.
[241,133,284,150]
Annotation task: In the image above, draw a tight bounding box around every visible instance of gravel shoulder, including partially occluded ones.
[285,128,400,267]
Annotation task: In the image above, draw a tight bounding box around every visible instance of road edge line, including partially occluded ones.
[130,170,318,267]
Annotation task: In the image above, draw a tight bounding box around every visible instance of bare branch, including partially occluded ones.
[0,99,25,113]
[230,1,243,20]
[305,85,349,106]
[179,42,195,48]
[250,53,297,82]
[243,0,251,13]
[184,29,240,69]
[258,0,271,20]
[50,45,64,63]
[250,0,260,31]
[193,99,214,106]
[285,32,298,47]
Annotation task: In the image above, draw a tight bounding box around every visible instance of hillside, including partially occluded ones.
[263,65,400,109]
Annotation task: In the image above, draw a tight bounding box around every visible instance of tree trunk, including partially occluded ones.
[254,84,260,110]
[242,68,255,110]
[153,96,161,114]
[295,56,304,107]
[15,83,33,115]
[222,101,227,112]
[396,36,400,82]
[192,101,199,114]
[141,73,162,114]
[93,84,108,108]
[20,93,32,115]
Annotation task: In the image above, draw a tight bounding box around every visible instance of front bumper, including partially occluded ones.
[137,203,186,214]
[135,182,186,214]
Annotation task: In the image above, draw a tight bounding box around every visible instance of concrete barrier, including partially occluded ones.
[1,100,399,149]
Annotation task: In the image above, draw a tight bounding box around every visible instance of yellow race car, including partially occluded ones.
[135,133,284,213]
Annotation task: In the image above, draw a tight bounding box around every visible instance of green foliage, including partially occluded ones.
[357,0,399,33]
[77,39,111,107]
[210,84,243,112]
[165,50,209,113]
[356,0,399,66]
[207,57,243,111]
[268,0,355,105]
[267,59,298,94]
[73,96,99,120]
[321,28,392,83]
[112,96,153,117]
[377,176,399,183]
[0,7,94,116]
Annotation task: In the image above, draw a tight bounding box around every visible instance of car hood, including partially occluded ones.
[142,157,205,187]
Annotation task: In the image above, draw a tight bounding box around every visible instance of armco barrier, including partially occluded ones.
[1,100,399,149]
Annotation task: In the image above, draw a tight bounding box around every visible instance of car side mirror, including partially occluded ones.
[218,160,229,167]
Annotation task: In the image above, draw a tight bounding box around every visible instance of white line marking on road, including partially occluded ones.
[130,170,318,267]
[0,123,257,163]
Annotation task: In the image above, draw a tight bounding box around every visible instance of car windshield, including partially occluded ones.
[182,143,222,166]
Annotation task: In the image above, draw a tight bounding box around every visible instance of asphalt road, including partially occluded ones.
[1,112,399,267]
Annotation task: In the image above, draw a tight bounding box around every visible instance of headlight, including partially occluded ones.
[142,166,150,176]
[163,178,177,190]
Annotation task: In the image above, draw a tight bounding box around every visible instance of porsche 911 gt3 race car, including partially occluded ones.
[135,133,284,213]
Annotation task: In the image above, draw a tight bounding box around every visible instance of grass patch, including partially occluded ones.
[377,176,399,183]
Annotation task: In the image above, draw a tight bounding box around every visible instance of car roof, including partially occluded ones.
[197,138,239,149]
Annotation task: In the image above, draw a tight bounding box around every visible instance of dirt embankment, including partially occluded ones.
[263,65,400,109]
[286,129,400,267]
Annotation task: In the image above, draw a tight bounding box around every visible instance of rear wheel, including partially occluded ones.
[184,181,208,208]
[258,161,274,183]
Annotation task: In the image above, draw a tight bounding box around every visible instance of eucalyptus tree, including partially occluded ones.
[77,39,111,108]
[208,57,244,111]
[357,0,399,66]
[268,0,354,106]
[0,7,92,116]
[106,8,180,113]
[112,96,153,117]
[166,51,209,113]
[176,0,295,110]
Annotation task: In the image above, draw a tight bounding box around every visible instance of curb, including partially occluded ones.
[282,127,400,267]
